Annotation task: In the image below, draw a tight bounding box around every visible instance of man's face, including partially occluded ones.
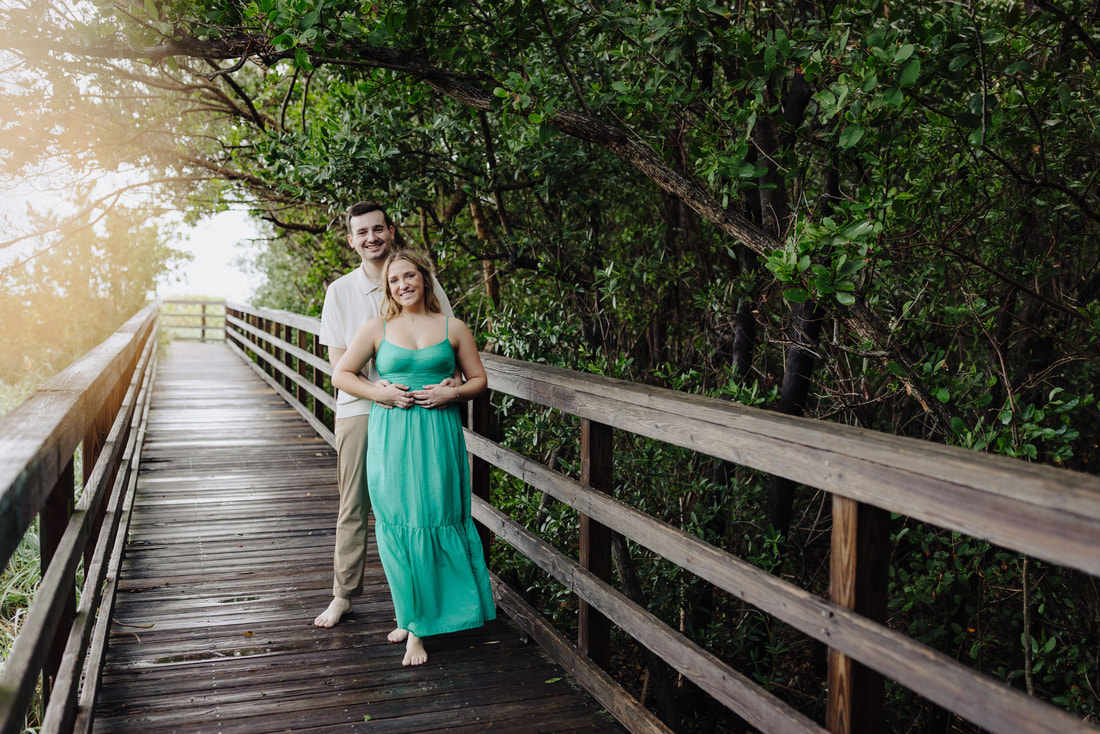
[347,210,394,264]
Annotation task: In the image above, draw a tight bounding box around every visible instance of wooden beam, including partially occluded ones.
[827,497,889,734]
[579,419,612,670]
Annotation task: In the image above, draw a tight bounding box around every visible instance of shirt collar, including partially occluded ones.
[355,264,383,295]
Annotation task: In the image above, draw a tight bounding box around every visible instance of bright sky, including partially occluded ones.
[161,209,259,303]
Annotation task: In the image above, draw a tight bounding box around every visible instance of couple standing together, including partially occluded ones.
[313,200,495,666]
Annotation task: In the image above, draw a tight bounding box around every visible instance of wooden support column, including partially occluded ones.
[579,419,612,670]
[312,333,327,424]
[296,329,309,408]
[82,379,121,571]
[469,391,492,566]
[39,459,76,705]
[828,495,890,734]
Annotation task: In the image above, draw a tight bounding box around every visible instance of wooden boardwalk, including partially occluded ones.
[92,342,624,734]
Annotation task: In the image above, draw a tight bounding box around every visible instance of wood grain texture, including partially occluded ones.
[464,431,1099,734]
[90,342,625,734]
[0,305,157,570]
[481,354,1100,578]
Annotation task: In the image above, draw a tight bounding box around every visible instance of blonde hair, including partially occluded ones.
[380,250,442,319]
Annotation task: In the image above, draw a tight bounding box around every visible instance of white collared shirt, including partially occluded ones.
[320,264,453,418]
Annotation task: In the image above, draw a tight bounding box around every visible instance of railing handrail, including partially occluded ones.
[0,304,159,734]
[217,302,1100,734]
[158,298,227,343]
[480,354,1100,576]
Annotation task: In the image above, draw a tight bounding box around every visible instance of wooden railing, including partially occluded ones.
[0,305,159,734]
[222,302,1100,734]
[4,301,1097,734]
[159,298,227,342]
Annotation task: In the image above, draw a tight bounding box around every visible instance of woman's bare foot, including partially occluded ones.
[402,633,427,666]
[387,628,409,643]
[313,597,352,628]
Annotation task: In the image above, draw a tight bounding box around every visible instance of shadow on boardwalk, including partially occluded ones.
[93,342,623,734]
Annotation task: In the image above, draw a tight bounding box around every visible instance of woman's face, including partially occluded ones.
[387,258,424,309]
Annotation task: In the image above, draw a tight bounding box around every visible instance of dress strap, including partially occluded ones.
[445,317,450,339]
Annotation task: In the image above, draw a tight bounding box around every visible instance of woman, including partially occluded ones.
[332,250,495,666]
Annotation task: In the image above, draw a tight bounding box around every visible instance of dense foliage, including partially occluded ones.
[2,0,1097,730]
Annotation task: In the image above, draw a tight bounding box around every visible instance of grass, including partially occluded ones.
[1,522,44,732]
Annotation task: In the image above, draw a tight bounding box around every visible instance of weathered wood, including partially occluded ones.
[41,337,156,734]
[492,577,673,734]
[74,377,153,734]
[0,307,157,734]
[469,391,493,565]
[39,461,75,705]
[226,320,334,408]
[228,300,321,336]
[827,497,889,734]
[481,354,1100,578]
[579,419,613,670]
[88,342,624,734]
[0,305,157,571]
[473,497,828,734]
[225,313,331,375]
[464,431,1098,734]
[224,339,336,447]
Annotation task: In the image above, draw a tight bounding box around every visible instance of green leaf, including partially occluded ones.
[949,54,972,71]
[838,124,865,149]
[898,59,921,88]
[294,48,313,71]
[835,291,856,306]
[894,44,915,63]
[935,387,951,403]
[783,287,810,303]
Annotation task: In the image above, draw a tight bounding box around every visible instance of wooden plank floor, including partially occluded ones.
[93,341,624,734]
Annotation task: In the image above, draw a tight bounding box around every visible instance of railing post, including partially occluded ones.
[579,418,612,670]
[469,391,492,566]
[82,377,124,571]
[296,329,309,408]
[39,459,76,705]
[312,333,327,425]
[200,301,208,342]
[827,496,889,734]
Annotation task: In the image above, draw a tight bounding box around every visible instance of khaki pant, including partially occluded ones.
[333,414,370,599]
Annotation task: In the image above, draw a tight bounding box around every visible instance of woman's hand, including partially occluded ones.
[411,377,461,409]
[372,379,414,409]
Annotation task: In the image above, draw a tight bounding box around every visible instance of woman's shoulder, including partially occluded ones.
[447,316,474,339]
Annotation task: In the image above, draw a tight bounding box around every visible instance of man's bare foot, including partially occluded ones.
[402,633,427,666]
[313,597,352,628]
[387,628,409,643]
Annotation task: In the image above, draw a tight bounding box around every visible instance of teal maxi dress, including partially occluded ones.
[366,323,496,638]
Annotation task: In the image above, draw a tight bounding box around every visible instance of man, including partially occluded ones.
[314,200,455,628]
